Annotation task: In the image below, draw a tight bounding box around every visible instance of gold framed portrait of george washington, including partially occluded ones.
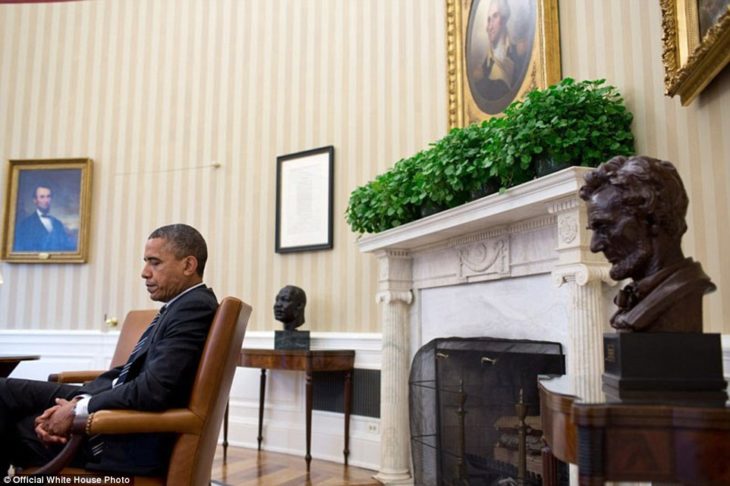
[1,158,93,263]
[446,0,561,128]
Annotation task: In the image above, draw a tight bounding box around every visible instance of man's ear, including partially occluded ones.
[182,255,199,276]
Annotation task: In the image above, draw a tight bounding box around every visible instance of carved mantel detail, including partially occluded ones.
[553,263,615,287]
[456,237,509,278]
[376,249,413,291]
[376,290,413,305]
[558,214,578,244]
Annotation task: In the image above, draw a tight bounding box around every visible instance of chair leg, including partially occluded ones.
[223,401,229,464]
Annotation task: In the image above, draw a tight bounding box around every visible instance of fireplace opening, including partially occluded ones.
[410,338,567,485]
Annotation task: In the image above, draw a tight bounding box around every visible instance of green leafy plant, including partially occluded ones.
[345,124,500,234]
[487,77,635,184]
[346,78,635,235]
[345,155,422,234]
[420,122,499,209]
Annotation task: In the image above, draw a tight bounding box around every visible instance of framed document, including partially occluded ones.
[1,158,93,263]
[275,146,334,253]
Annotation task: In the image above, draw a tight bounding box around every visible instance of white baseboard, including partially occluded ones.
[0,329,383,471]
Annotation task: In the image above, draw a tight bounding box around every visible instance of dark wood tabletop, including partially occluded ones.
[238,348,355,371]
[0,354,40,378]
[539,374,730,485]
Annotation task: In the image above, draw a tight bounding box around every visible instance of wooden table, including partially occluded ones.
[539,374,730,485]
[0,354,40,377]
[224,348,355,470]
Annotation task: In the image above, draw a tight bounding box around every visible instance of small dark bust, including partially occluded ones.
[273,285,306,331]
[580,155,715,332]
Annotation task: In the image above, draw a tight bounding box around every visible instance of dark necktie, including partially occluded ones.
[114,306,166,387]
[90,307,166,457]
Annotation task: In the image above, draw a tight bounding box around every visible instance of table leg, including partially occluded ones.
[541,445,560,486]
[257,369,267,450]
[0,362,20,378]
[223,401,229,463]
[343,369,352,466]
[305,369,313,471]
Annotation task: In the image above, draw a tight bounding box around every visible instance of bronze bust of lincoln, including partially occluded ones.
[580,155,715,332]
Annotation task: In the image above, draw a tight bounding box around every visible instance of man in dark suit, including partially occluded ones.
[0,224,218,477]
[13,185,76,252]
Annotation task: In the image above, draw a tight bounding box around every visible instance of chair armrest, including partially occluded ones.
[48,370,106,383]
[73,408,204,435]
[29,409,202,476]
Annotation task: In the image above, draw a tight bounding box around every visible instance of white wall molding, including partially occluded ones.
[0,329,383,470]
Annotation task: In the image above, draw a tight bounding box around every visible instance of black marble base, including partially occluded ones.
[275,330,310,350]
[602,332,727,404]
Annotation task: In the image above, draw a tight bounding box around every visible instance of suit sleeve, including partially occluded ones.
[86,293,217,412]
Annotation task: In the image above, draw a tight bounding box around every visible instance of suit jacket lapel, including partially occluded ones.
[128,309,168,367]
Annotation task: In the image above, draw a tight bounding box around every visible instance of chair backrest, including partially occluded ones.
[109,309,159,369]
[166,296,252,486]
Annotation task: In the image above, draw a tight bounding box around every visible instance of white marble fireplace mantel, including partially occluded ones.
[358,167,615,484]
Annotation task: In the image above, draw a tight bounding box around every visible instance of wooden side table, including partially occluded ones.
[0,354,40,378]
[224,348,355,470]
[539,374,730,485]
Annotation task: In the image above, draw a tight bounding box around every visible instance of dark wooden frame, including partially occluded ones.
[275,146,334,253]
[445,0,561,128]
[1,158,93,263]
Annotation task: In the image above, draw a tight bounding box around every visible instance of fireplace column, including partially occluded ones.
[374,249,413,484]
[549,198,615,400]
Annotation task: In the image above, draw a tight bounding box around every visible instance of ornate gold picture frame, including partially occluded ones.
[1,158,93,263]
[446,0,561,129]
[661,0,730,105]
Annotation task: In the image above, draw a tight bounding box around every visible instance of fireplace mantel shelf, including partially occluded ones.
[358,166,592,253]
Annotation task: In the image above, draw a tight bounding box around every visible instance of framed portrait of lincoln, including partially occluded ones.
[446,0,561,128]
[1,158,93,263]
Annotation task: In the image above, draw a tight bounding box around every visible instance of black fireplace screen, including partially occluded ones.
[410,337,565,485]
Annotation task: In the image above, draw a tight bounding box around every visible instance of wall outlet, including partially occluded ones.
[367,422,379,433]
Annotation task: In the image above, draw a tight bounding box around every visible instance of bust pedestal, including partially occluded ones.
[602,332,727,405]
[274,330,310,350]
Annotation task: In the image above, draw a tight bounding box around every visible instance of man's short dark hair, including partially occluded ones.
[579,155,688,240]
[283,285,307,306]
[148,224,208,276]
[33,184,52,197]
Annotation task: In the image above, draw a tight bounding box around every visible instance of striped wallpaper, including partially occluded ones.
[560,0,730,334]
[0,0,728,334]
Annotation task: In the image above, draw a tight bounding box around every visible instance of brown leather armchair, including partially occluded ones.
[32,297,252,485]
[48,309,158,384]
